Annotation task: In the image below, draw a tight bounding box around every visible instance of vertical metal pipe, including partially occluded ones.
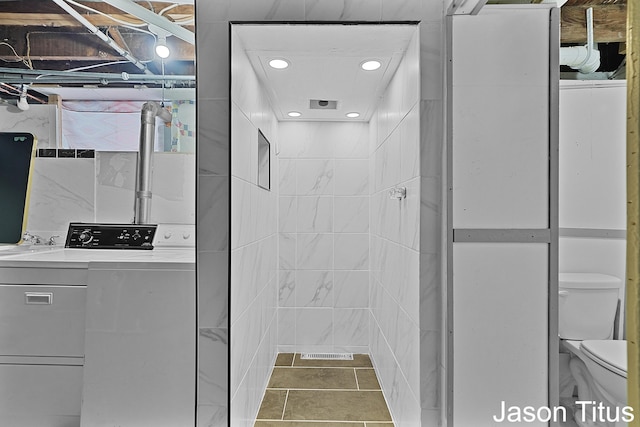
[134,101,171,224]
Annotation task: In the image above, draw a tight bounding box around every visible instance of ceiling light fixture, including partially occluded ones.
[361,60,382,71]
[149,24,171,59]
[269,59,289,69]
[287,111,301,117]
[346,112,360,118]
[155,36,170,59]
[16,85,29,111]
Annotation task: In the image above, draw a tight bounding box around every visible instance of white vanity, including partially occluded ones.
[0,247,196,427]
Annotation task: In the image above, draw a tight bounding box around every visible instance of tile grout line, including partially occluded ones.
[281,389,290,421]
[354,368,360,390]
[272,366,373,370]
[266,388,383,392]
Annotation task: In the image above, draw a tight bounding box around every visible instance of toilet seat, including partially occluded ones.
[580,340,627,378]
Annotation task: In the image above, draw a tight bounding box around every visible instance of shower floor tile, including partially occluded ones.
[268,367,358,389]
[283,390,392,421]
[254,353,394,426]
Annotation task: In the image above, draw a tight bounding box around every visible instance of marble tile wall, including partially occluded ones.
[229,31,279,427]
[368,29,440,427]
[25,152,195,239]
[0,104,58,149]
[196,1,447,425]
[277,121,370,355]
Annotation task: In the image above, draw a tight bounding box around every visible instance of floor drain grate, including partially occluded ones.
[300,352,354,361]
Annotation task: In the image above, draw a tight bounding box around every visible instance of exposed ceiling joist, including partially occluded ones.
[0,12,193,27]
[0,28,195,64]
[100,0,194,44]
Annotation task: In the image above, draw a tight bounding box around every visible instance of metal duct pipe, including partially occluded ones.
[0,66,195,85]
[134,101,172,224]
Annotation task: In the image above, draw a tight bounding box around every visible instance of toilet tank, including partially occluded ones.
[559,273,621,340]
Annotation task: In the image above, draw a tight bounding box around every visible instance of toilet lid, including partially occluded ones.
[559,273,621,289]
[580,340,627,378]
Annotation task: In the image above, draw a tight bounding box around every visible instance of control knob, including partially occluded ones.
[78,230,93,245]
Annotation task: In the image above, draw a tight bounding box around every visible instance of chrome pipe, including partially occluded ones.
[134,101,172,224]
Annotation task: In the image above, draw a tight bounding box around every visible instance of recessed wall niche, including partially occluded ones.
[257,129,271,190]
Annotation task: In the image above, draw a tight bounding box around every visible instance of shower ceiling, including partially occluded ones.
[235,24,417,122]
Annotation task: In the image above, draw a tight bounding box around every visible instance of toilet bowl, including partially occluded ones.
[580,340,627,405]
[558,273,625,426]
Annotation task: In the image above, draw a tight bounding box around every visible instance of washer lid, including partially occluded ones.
[559,273,622,289]
[580,340,627,378]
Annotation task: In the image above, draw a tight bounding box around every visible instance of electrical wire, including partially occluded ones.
[0,83,46,103]
[65,0,147,27]
[24,33,33,70]
[65,0,193,29]
[159,4,194,25]
[65,60,153,73]
[0,42,31,68]
[158,4,180,16]
[0,86,17,96]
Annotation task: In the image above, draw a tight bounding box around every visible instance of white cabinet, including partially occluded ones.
[0,364,83,427]
[0,284,85,357]
[0,268,87,427]
[450,5,556,426]
[81,264,196,427]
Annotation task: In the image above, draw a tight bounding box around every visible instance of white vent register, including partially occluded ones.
[300,353,353,361]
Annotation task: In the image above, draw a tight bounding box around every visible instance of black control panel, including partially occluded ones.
[65,223,157,249]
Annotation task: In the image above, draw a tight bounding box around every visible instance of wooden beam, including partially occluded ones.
[564,0,625,6]
[627,0,640,425]
[0,12,193,28]
[0,1,193,15]
[561,4,626,43]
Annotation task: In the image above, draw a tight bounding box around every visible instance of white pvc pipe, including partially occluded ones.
[560,46,601,74]
[50,0,152,74]
[559,7,600,74]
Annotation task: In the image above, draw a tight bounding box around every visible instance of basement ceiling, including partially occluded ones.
[0,0,196,104]
[0,0,628,106]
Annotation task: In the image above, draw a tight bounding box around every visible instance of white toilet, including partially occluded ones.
[559,272,627,427]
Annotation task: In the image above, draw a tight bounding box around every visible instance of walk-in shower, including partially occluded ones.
[229,23,434,426]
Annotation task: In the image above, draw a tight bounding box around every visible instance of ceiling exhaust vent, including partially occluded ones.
[309,99,338,110]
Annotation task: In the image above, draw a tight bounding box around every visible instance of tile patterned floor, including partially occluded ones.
[254,353,394,427]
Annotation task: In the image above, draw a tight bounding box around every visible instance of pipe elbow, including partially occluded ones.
[141,101,172,123]
[559,46,600,74]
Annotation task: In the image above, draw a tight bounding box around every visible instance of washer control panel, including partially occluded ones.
[65,223,157,249]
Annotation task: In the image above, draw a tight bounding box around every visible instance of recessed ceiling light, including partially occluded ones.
[287,111,302,117]
[269,59,289,69]
[361,60,381,71]
[346,112,360,118]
